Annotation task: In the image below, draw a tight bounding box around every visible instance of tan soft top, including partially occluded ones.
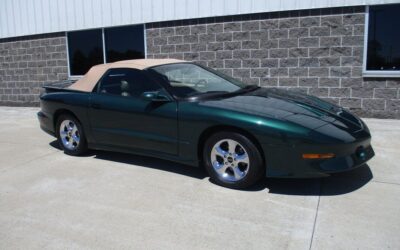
[68,59,186,92]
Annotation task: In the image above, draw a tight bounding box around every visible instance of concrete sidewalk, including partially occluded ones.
[0,107,399,250]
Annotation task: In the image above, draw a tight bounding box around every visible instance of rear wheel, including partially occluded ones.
[56,114,88,156]
[203,132,264,189]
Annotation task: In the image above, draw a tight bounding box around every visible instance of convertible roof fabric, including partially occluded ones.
[68,59,186,92]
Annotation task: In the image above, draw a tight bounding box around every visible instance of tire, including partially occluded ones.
[203,131,264,189]
[56,114,88,156]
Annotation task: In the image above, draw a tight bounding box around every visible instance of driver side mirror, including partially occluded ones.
[141,91,171,102]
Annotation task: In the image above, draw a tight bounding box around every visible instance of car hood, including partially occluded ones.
[199,87,365,134]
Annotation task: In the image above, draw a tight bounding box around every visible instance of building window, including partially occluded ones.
[67,25,145,76]
[67,29,104,76]
[364,4,400,77]
[105,26,145,63]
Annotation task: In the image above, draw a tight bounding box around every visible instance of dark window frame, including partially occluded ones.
[66,25,146,77]
[363,4,400,78]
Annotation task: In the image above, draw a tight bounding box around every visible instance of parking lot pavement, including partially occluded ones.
[0,107,399,250]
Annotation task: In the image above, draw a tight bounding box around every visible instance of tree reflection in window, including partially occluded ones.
[67,25,145,76]
[67,29,104,75]
[105,25,145,63]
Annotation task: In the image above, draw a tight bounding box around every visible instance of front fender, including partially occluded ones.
[177,101,311,164]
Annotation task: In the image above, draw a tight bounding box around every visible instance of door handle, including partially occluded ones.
[91,103,101,109]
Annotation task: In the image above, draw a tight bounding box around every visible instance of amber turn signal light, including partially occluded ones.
[302,153,335,159]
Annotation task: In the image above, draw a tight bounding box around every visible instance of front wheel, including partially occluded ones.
[203,132,264,189]
[56,114,88,156]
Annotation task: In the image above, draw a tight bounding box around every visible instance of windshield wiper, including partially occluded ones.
[169,80,183,83]
[188,85,259,98]
[235,84,259,93]
[187,91,229,97]
[243,84,259,90]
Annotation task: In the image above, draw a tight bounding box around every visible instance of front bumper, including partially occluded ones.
[263,136,375,178]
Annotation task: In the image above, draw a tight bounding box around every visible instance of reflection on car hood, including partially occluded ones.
[200,87,364,133]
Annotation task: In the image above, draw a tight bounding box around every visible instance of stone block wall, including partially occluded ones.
[146,7,400,118]
[0,33,68,106]
[0,7,399,118]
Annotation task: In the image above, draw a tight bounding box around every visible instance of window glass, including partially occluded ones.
[367,4,400,71]
[98,68,161,98]
[67,29,104,75]
[67,25,145,76]
[104,25,145,63]
[149,63,245,98]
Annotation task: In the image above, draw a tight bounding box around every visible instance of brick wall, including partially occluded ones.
[0,7,399,118]
[146,7,400,118]
[0,33,68,106]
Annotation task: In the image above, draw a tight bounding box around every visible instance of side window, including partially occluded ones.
[98,68,161,98]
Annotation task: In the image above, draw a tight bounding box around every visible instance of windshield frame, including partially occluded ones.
[145,62,253,101]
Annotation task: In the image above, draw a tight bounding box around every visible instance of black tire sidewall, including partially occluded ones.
[56,114,87,156]
[203,131,264,189]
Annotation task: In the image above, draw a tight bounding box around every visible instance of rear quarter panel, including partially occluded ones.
[40,92,94,143]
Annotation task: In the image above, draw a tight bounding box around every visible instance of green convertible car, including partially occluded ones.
[38,59,374,189]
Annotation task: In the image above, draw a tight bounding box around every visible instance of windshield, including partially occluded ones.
[148,63,248,98]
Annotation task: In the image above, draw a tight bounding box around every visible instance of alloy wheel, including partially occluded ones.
[210,139,250,182]
[59,120,80,150]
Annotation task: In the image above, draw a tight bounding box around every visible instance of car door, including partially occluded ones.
[88,68,178,155]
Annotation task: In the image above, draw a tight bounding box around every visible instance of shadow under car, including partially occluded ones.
[49,140,373,195]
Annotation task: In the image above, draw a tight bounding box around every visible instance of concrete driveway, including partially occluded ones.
[0,107,399,250]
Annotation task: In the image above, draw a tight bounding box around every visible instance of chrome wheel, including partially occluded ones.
[59,120,80,150]
[210,139,250,182]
